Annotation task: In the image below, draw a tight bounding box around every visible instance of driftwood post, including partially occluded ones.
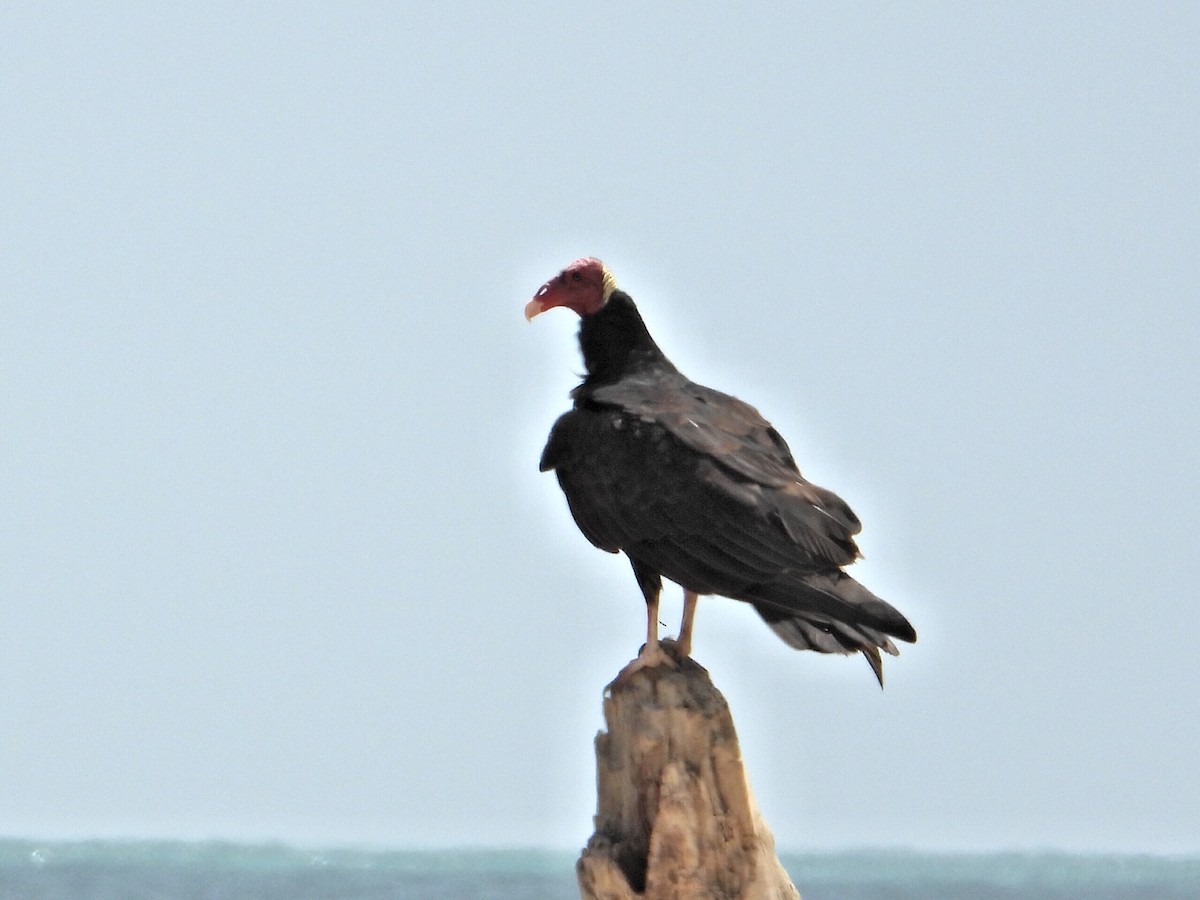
[577,641,800,900]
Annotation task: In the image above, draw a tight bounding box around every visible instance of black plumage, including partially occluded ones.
[529,259,916,685]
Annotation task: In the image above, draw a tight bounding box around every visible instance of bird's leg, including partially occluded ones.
[645,590,661,656]
[677,589,699,657]
[618,564,675,679]
[617,594,673,679]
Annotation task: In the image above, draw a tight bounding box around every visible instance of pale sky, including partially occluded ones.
[2,3,1197,854]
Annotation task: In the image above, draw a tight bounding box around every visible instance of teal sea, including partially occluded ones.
[2,840,1198,899]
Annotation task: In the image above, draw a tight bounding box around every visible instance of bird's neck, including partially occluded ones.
[576,291,677,389]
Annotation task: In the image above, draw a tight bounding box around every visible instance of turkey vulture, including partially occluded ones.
[526,257,916,685]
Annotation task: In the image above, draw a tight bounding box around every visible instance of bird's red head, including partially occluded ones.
[524,257,618,321]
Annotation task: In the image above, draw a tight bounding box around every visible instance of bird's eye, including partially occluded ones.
[571,272,583,282]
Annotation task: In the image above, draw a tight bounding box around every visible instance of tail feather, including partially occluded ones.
[749,570,916,688]
[861,645,885,687]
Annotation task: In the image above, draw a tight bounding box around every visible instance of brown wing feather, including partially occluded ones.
[586,376,862,562]
[540,387,858,589]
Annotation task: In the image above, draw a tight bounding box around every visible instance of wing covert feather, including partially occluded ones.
[542,376,864,595]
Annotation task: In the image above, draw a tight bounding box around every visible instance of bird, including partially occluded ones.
[525,257,916,685]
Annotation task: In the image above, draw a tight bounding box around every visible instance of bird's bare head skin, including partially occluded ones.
[524,257,618,321]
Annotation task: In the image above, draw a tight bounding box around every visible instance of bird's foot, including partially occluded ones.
[671,633,692,658]
[616,640,678,680]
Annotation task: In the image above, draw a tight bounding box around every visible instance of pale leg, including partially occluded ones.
[646,590,660,654]
[618,592,672,678]
[677,589,698,656]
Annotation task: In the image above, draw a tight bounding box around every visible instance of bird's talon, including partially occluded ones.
[617,643,676,679]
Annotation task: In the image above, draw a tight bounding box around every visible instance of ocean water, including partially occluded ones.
[1,840,1198,899]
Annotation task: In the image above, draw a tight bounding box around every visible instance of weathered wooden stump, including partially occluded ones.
[577,641,800,900]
